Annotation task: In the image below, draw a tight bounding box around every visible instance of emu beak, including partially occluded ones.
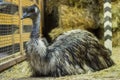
[21,12,28,20]
[0,2,13,9]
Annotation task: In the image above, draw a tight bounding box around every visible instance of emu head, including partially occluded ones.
[22,4,40,19]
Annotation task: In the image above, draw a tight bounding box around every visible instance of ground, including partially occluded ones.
[0,46,120,80]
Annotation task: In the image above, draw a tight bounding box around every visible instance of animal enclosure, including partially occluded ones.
[0,0,44,72]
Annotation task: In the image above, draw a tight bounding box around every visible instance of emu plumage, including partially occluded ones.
[22,5,114,77]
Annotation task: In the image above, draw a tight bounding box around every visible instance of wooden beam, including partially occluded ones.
[0,13,32,25]
[39,0,44,37]
[0,52,20,62]
[0,54,26,72]
[0,13,19,25]
[19,0,23,55]
[5,0,35,7]
[22,0,35,7]
[23,19,32,25]
[0,33,30,48]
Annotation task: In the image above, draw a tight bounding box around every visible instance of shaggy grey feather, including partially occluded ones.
[22,4,114,77]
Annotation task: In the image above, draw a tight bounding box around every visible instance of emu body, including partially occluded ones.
[22,5,114,77]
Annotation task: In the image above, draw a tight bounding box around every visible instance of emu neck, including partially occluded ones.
[31,14,40,39]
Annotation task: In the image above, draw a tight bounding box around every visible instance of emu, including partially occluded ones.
[22,4,114,77]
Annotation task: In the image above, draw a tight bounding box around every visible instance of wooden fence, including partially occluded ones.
[0,0,44,72]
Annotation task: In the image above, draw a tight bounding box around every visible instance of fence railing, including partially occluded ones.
[0,0,44,72]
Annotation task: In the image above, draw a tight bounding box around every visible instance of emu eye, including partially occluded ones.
[29,9,35,13]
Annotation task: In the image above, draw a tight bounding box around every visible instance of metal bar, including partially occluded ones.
[104,0,112,53]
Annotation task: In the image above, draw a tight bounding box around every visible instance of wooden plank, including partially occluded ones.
[0,35,12,47]
[0,52,21,63]
[0,54,26,72]
[23,19,32,25]
[40,0,44,37]
[21,0,35,7]
[19,0,24,55]
[5,0,35,7]
[0,13,19,25]
[0,14,32,25]
[0,33,30,48]
[0,13,32,25]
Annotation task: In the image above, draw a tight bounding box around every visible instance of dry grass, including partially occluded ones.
[0,46,120,80]
[45,0,102,41]
[112,1,120,46]
[49,5,96,40]
[49,1,120,45]
[113,31,120,46]
[0,61,31,80]
[112,1,120,29]
[59,5,95,29]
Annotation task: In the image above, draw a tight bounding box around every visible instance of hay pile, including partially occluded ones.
[49,5,96,40]
[44,0,120,46]
[0,61,31,80]
[112,1,120,46]
[44,0,103,41]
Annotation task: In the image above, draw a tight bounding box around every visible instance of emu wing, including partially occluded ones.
[46,30,114,75]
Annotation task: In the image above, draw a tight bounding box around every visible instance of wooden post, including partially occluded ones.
[19,0,23,55]
[33,0,36,4]
[11,0,15,54]
[39,0,44,37]
[104,0,112,54]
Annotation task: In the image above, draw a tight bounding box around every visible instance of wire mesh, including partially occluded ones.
[0,0,43,72]
[0,1,20,58]
[0,0,41,59]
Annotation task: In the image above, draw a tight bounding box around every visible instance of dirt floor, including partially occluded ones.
[0,46,120,80]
